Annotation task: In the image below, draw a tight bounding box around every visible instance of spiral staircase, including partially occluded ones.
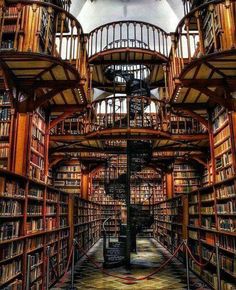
[103,101,155,268]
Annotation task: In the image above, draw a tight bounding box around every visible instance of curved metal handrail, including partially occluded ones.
[1,0,85,72]
[167,0,236,98]
[87,20,171,58]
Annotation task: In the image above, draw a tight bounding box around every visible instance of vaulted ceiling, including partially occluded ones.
[71,0,184,33]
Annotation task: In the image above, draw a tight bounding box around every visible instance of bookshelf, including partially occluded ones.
[73,196,101,261]
[173,161,200,195]
[0,6,19,50]
[0,169,72,289]
[212,106,235,183]
[53,163,81,194]
[0,91,13,171]
[153,196,184,260]
[202,159,213,187]
[187,177,236,289]
[29,109,47,183]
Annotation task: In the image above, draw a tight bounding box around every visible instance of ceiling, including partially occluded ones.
[71,0,185,33]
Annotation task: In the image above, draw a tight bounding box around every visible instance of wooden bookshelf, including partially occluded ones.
[212,106,235,183]
[53,163,81,194]
[29,109,47,183]
[0,91,13,171]
[153,196,184,261]
[0,169,71,289]
[173,161,200,195]
[187,177,236,289]
[73,196,101,261]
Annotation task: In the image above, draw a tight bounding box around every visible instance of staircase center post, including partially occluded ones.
[126,140,131,268]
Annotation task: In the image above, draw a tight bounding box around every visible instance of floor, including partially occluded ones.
[52,238,210,290]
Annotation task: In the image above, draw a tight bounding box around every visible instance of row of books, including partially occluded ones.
[26,236,43,252]
[216,183,235,199]
[216,200,236,214]
[26,219,43,234]
[215,152,232,170]
[28,188,43,199]
[1,241,23,261]
[27,204,42,216]
[0,146,9,158]
[212,110,228,133]
[218,218,235,232]
[216,166,234,183]
[214,138,231,156]
[0,221,20,241]
[0,123,10,136]
[202,245,236,273]
[0,108,11,121]
[201,192,214,202]
[213,125,230,146]
[0,259,21,284]
[56,173,81,179]
[29,164,45,182]
[0,93,10,106]
[0,200,22,216]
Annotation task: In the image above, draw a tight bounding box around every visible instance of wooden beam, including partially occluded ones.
[171,103,209,110]
[50,104,86,112]
[16,79,80,88]
[191,85,231,109]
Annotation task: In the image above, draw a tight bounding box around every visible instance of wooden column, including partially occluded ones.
[208,109,216,183]
[13,112,31,176]
[182,195,188,240]
[81,170,90,200]
[166,170,173,199]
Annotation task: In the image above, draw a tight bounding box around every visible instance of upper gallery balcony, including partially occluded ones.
[167,0,236,107]
[0,0,87,111]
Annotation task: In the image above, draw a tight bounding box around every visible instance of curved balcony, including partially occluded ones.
[87,21,171,92]
[49,95,208,143]
[167,0,236,106]
[0,0,87,110]
[87,21,170,60]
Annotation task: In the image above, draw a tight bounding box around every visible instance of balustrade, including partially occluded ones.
[87,21,170,58]
[168,0,236,98]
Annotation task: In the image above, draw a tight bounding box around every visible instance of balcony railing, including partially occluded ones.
[86,21,171,59]
[0,1,84,72]
[168,0,236,98]
[50,95,170,136]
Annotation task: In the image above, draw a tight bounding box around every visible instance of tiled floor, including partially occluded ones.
[53,238,210,290]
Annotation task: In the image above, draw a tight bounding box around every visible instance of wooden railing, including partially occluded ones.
[50,96,170,135]
[0,1,85,73]
[89,96,169,132]
[86,21,171,58]
[49,96,208,136]
[168,0,236,98]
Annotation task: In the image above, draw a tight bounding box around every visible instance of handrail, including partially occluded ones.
[87,20,171,58]
[1,0,85,73]
[167,0,236,99]
[49,95,207,135]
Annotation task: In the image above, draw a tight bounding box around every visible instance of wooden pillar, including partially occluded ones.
[182,195,188,240]
[13,112,31,176]
[81,170,89,200]
[208,109,216,183]
[166,170,173,199]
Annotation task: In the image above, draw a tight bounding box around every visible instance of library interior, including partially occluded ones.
[0,0,236,289]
